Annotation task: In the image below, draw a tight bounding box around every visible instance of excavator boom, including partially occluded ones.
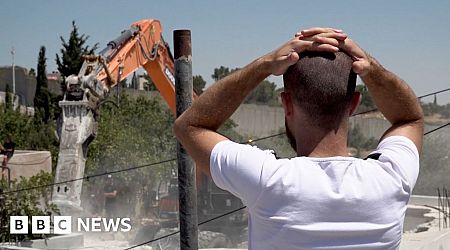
[96,19,177,113]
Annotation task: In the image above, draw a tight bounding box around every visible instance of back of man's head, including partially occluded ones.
[283,51,357,130]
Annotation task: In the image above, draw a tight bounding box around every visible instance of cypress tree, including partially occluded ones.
[34,46,50,122]
[56,21,98,78]
[4,84,12,111]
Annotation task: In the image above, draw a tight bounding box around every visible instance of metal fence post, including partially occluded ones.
[174,29,198,250]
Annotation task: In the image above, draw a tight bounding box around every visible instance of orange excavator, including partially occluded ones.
[52,19,181,211]
[52,19,245,247]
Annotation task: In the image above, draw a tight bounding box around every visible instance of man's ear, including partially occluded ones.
[281,91,294,116]
[349,91,362,115]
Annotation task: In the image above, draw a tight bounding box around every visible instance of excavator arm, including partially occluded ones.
[65,19,177,113]
[53,19,188,212]
[98,19,177,113]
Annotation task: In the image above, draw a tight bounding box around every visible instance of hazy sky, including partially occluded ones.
[1,0,449,103]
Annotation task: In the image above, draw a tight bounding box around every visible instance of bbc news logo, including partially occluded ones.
[10,216,131,234]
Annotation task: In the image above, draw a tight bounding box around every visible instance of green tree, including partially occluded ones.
[28,68,36,77]
[211,66,230,81]
[0,104,59,169]
[34,46,51,122]
[211,66,281,105]
[4,84,13,111]
[54,20,97,119]
[0,172,58,242]
[131,72,138,89]
[141,73,206,95]
[245,79,279,105]
[56,20,98,92]
[193,75,206,94]
[356,84,376,113]
[211,66,239,81]
[83,93,176,217]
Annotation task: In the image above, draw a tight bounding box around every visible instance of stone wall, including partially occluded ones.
[231,104,442,140]
[231,104,284,137]
[0,66,36,107]
[5,150,52,180]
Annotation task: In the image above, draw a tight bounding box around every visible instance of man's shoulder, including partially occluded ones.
[377,135,419,152]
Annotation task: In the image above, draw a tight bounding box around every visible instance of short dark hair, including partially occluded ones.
[283,51,357,129]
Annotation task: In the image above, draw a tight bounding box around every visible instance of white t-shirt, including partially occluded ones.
[210,136,419,250]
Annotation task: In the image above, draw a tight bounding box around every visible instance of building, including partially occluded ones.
[47,71,63,96]
[0,66,36,107]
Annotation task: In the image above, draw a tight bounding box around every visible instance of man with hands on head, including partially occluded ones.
[174,27,423,249]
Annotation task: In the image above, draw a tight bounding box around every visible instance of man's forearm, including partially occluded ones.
[176,57,270,132]
[361,57,423,125]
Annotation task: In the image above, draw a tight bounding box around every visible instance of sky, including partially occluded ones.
[1,0,450,103]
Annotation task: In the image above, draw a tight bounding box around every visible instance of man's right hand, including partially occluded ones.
[335,38,374,77]
[331,31,424,153]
